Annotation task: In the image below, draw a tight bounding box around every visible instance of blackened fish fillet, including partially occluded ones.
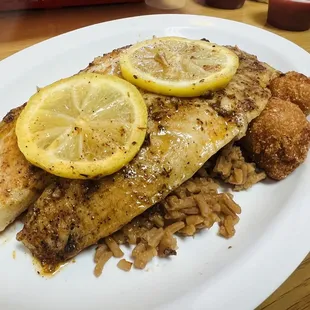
[17,45,276,269]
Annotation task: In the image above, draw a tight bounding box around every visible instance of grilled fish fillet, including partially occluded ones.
[0,106,52,232]
[17,45,276,269]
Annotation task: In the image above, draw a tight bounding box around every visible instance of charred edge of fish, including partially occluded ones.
[3,104,26,123]
[64,234,77,254]
[3,110,16,123]
[148,203,165,216]
[82,180,100,196]
[201,91,214,100]
[142,133,151,147]
[101,45,133,59]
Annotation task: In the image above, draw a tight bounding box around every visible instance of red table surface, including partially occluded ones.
[0,0,143,11]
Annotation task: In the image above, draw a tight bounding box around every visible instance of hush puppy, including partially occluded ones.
[269,71,310,116]
[241,97,310,180]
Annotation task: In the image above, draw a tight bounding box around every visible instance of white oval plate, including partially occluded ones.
[0,14,309,310]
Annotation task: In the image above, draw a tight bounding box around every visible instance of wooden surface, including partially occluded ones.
[0,0,310,59]
[0,1,309,309]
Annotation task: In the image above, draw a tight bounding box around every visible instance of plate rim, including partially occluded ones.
[1,14,310,68]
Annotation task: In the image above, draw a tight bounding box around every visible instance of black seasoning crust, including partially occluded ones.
[208,46,279,124]
[79,45,132,76]
[17,44,277,269]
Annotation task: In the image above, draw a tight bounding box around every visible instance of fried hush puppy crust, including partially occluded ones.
[269,71,310,116]
[241,98,310,180]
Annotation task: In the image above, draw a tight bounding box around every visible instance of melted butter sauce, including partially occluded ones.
[0,218,74,278]
[32,257,74,277]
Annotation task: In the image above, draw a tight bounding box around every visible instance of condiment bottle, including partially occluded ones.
[145,0,186,9]
[267,0,310,31]
[204,0,246,9]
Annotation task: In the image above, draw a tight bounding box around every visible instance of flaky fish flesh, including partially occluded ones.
[0,106,52,232]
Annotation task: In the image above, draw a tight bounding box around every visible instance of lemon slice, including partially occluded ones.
[16,73,147,179]
[120,37,239,97]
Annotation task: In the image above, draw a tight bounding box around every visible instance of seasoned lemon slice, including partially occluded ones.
[120,37,239,97]
[16,73,147,179]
